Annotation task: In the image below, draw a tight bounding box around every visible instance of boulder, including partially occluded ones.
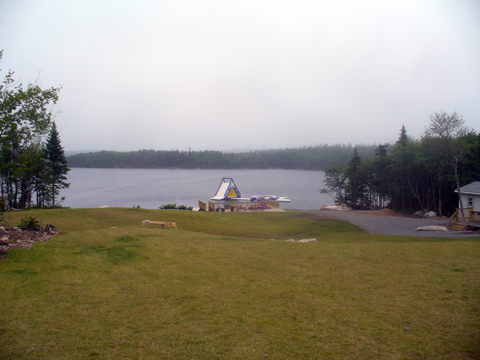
[413,210,438,218]
[298,238,317,243]
[415,226,448,232]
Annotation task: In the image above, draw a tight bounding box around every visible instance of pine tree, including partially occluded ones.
[395,125,408,149]
[345,147,364,209]
[45,122,69,208]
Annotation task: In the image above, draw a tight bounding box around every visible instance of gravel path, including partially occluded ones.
[298,210,480,238]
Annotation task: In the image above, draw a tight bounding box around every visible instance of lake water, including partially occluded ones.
[60,168,331,210]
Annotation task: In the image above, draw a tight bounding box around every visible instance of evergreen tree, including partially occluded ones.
[391,125,411,212]
[45,122,69,207]
[345,147,364,209]
[373,144,390,209]
[395,124,408,149]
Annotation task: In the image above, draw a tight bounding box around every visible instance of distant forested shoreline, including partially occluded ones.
[65,116,480,217]
[66,144,379,170]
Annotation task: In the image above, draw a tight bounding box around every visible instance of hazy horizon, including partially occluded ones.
[65,142,385,157]
[2,1,479,152]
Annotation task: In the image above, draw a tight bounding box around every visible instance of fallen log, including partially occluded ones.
[142,220,177,228]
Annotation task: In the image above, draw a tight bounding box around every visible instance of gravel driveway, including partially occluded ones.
[299,210,480,238]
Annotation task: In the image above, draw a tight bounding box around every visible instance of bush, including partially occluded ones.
[159,204,193,211]
[178,205,193,210]
[18,216,42,230]
[159,203,178,210]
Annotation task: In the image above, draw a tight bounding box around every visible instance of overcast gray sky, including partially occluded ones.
[1,0,479,152]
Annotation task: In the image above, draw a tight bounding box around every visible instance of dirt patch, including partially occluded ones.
[0,225,59,260]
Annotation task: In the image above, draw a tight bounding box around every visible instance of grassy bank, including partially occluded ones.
[1,208,479,359]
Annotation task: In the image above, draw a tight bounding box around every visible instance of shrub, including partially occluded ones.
[178,205,193,211]
[158,204,193,211]
[18,216,42,230]
[159,203,178,210]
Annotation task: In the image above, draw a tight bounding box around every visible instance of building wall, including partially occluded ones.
[460,194,480,211]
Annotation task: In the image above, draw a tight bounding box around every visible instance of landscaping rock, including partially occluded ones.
[413,210,424,217]
[298,238,317,243]
[415,226,448,231]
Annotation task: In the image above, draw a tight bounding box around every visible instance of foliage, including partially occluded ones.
[323,165,346,204]
[0,195,6,213]
[425,110,470,214]
[45,122,70,208]
[345,147,364,209]
[159,203,178,209]
[324,114,478,215]
[67,144,379,170]
[458,132,480,184]
[17,215,40,230]
[0,51,65,209]
[159,203,193,210]
[0,51,60,144]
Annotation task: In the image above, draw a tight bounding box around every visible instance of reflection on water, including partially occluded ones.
[60,168,332,210]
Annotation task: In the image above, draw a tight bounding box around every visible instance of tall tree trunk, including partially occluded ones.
[438,186,442,217]
[51,176,56,208]
[454,156,466,226]
[407,172,424,214]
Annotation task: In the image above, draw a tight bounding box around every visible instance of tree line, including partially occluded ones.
[322,112,480,216]
[4,50,476,216]
[67,144,380,170]
[0,51,70,210]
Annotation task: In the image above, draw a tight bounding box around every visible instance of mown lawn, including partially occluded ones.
[1,208,479,359]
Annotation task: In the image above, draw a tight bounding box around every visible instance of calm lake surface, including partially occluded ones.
[60,168,331,210]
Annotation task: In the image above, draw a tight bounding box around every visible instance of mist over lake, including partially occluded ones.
[60,168,331,210]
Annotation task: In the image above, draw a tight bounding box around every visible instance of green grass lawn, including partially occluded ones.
[1,208,479,359]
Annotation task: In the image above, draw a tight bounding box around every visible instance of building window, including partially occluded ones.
[467,196,474,208]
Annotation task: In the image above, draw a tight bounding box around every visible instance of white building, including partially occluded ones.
[455,181,480,211]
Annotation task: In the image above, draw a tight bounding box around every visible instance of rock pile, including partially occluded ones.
[0,225,59,260]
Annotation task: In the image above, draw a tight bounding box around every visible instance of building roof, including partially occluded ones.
[454,181,480,195]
